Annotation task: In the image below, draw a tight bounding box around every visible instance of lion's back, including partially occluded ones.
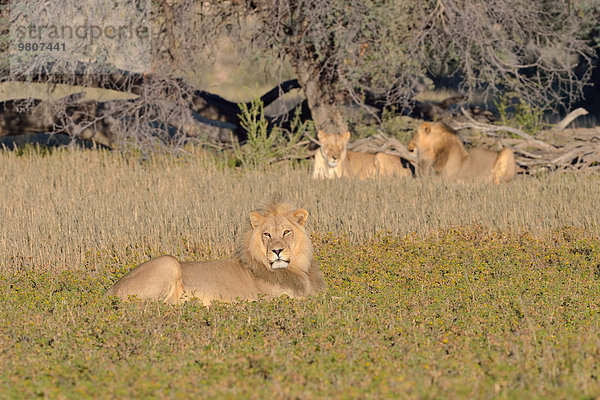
[461,148,516,183]
[459,148,499,180]
[375,153,412,177]
[181,260,259,304]
[345,151,378,178]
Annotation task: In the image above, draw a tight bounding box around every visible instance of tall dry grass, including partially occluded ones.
[1,147,598,271]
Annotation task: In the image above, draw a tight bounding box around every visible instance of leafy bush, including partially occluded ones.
[232,99,313,168]
[494,92,549,134]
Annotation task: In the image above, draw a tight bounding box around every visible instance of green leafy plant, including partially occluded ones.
[494,92,549,134]
[232,99,313,168]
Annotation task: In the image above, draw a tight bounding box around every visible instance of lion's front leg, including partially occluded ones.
[105,255,184,304]
[492,148,517,184]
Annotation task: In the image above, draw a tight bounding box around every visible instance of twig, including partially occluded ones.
[512,148,543,159]
[304,133,321,146]
[457,107,554,150]
[554,108,588,131]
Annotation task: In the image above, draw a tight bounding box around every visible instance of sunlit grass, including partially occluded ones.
[1,148,600,398]
[1,228,599,398]
[1,147,598,271]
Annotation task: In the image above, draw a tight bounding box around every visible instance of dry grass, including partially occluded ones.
[0,147,598,272]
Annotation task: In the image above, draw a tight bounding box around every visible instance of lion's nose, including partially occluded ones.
[272,248,283,257]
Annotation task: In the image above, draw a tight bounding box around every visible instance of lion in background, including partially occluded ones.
[313,130,411,179]
[407,122,516,184]
[105,203,326,305]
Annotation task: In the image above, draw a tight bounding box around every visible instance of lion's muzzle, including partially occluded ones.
[325,158,339,168]
[320,147,340,168]
[271,259,290,269]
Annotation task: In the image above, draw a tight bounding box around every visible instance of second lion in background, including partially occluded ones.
[407,122,516,184]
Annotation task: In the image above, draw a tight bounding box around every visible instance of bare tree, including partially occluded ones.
[244,0,596,129]
[1,0,597,148]
[1,1,301,148]
[413,0,597,109]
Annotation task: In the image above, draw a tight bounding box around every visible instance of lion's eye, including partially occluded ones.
[283,230,291,236]
[263,232,271,238]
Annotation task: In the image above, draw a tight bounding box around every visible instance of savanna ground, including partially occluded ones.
[1,147,600,399]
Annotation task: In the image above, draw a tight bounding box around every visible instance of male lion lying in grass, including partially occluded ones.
[313,130,411,179]
[407,122,516,184]
[106,203,325,305]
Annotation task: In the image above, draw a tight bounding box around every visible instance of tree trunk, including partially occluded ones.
[289,55,349,136]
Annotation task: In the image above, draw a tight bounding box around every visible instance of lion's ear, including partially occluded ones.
[421,123,431,135]
[317,130,327,141]
[249,211,264,229]
[341,131,351,141]
[292,208,309,226]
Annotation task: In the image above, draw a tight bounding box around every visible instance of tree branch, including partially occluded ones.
[554,108,588,131]
[454,107,554,150]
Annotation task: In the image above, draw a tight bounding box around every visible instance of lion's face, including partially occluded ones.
[407,122,432,153]
[248,206,310,271]
[317,131,351,168]
[407,122,439,165]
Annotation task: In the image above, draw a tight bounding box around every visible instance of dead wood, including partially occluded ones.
[456,118,600,175]
[2,70,303,147]
[0,92,85,136]
[453,107,554,150]
[553,108,589,131]
[346,132,417,163]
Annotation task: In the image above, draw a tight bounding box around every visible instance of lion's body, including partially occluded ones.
[313,131,411,179]
[407,122,516,184]
[180,260,262,304]
[105,203,325,305]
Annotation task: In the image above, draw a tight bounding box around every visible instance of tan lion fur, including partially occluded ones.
[313,131,411,179]
[407,122,516,184]
[105,203,325,305]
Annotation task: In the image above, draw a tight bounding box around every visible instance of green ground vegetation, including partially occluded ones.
[1,228,600,398]
[1,148,600,398]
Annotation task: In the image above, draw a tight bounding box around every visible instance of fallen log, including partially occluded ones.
[553,108,589,131]
[452,107,555,150]
[1,72,303,146]
[7,65,303,143]
[0,92,85,136]
[458,122,600,175]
